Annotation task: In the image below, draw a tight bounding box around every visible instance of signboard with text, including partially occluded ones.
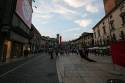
[16,0,32,28]
[110,41,125,67]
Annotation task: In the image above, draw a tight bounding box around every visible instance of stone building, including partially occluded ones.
[0,0,32,62]
[30,24,42,53]
[71,32,94,48]
[81,32,94,48]
[71,36,83,48]
[93,0,125,47]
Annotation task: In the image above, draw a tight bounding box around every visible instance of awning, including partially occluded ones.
[88,46,110,50]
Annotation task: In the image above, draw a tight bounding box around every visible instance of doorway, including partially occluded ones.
[2,40,12,62]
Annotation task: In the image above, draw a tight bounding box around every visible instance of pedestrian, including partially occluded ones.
[85,48,89,57]
[24,49,29,57]
[55,48,59,58]
[48,48,54,59]
[78,48,85,58]
[65,49,69,55]
[79,48,96,62]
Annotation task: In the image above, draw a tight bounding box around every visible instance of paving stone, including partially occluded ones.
[56,53,125,83]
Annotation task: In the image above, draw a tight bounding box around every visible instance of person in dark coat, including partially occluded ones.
[55,48,59,58]
[79,48,96,62]
[78,48,86,58]
[24,50,29,57]
[85,48,89,57]
[48,48,54,59]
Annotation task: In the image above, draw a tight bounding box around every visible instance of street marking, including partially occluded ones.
[56,57,64,83]
[0,55,42,78]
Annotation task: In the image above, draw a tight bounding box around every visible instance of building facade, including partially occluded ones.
[93,0,125,47]
[81,32,94,48]
[71,32,94,48]
[0,0,32,62]
[30,24,43,53]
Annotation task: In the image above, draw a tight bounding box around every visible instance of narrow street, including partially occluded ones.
[0,53,59,83]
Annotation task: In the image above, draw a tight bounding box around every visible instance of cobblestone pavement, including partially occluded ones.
[56,53,125,83]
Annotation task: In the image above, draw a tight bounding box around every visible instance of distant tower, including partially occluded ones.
[103,0,124,14]
[56,34,60,44]
[60,36,62,45]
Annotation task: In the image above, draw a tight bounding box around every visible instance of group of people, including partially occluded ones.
[78,48,96,62]
[47,47,79,59]
[78,48,88,58]
[47,47,96,62]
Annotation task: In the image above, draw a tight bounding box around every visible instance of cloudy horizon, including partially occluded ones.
[32,0,105,41]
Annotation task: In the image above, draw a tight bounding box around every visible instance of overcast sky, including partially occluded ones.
[32,0,105,41]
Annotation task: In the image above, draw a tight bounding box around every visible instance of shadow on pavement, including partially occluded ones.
[107,79,125,83]
[81,56,96,62]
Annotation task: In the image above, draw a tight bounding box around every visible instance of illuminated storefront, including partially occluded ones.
[0,0,32,62]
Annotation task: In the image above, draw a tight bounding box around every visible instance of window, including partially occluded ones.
[104,39,107,45]
[120,12,125,24]
[110,21,115,31]
[98,29,100,37]
[100,39,102,45]
[110,15,112,19]
[103,26,106,34]
[103,22,105,25]
[94,32,96,38]
[112,33,116,41]
[120,31,125,40]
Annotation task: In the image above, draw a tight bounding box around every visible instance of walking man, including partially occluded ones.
[49,48,54,59]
